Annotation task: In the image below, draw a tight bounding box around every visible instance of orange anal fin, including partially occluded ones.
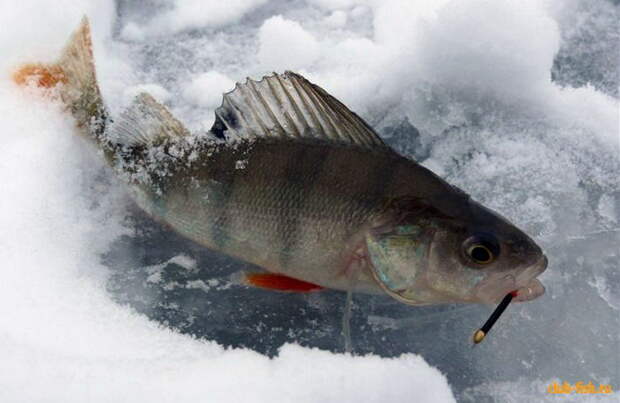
[13,63,67,88]
[244,273,324,292]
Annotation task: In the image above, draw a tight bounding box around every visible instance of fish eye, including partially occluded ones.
[467,244,493,264]
[463,234,500,265]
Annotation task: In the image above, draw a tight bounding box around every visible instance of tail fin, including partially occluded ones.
[13,17,106,138]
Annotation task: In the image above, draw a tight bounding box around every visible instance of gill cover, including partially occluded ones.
[365,197,444,305]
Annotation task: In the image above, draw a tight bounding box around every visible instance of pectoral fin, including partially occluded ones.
[243,272,323,292]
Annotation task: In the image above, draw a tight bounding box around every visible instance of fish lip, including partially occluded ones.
[475,274,517,304]
[513,278,545,302]
[515,254,548,288]
[474,254,548,304]
[511,254,547,302]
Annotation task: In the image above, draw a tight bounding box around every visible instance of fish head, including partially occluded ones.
[366,196,548,305]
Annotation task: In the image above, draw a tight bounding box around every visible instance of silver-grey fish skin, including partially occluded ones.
[131,138,444,294]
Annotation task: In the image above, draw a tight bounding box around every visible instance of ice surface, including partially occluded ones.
[1,0,618,402]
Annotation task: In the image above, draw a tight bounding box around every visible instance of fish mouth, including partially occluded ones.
[476,254,548,304]
[512,254,547,302]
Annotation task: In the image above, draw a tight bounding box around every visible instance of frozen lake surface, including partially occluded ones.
[0,0,617,402]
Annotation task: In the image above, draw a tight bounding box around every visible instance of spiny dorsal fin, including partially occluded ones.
[211,71,387,150]
[108,93,189,147]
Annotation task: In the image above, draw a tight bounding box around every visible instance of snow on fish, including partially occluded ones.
[14,17,547,309]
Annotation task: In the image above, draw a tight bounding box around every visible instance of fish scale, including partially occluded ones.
[150,139,401,292]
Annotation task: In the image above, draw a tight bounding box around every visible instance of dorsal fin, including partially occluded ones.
[211,71,387,150]
[108,93,189,147]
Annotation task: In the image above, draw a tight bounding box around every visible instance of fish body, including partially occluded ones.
[16,18,548,305]
[133,137,447,294]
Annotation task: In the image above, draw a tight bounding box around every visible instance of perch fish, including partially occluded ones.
[14,18,548,306]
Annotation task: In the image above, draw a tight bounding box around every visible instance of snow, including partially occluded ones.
[307,0,358,11]
[120,21,145,41]
[324,11,348,28]
[258,15,321,71]
[1,0,618,402]
[124,83,172,104]
[140,0,269,36]
[182,71,236,109]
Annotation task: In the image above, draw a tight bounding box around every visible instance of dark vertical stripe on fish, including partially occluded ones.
[341,151,398,247]
[360,152,398,208]
[211,189,232,250]
[278,144,330,268]
[210,145,241,250]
